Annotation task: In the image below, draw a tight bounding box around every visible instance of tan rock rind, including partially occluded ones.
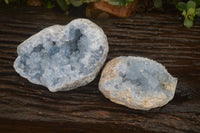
[99,58,121,84]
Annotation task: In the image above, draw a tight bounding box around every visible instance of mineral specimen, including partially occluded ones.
[14,19,109,92]
[99,56,177,110]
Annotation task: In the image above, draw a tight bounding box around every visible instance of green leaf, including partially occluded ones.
[107,0,121,6]
[186,1,196,10]
[187,8,196,15]
[65,0,70,5]
[5,0,9,4]
[107,0,127,6]
[182,10,187,18]
[195,8,200,17]
[184,18,193,28]
[154,0,162,8]
[177,2,186,11]
[102,0,134,6]
[47,1,54,9]
[56,0,68,11]
[69,0,83,7]
[4,0,17,4]
[187,8,195,20]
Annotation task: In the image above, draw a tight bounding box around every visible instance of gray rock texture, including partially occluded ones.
[99,56,177,110]
[14,19,109,92]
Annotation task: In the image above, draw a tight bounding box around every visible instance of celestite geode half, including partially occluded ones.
[14,19,109,92]
[99,56,177,110]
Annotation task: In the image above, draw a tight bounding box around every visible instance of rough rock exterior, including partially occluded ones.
[99,56,177,110]
[14,19,109,92]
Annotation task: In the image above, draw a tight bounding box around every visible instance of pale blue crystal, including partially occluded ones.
[14,19,108,92]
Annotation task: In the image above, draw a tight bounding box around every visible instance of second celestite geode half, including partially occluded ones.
[99,56,177,110]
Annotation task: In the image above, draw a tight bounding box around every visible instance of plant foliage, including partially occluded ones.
[177,0,200,28]
[4,0,200,28]
[153,0,200,28]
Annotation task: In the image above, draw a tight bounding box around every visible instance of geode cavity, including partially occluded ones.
[14,19,109,92]
[99,56,177,110]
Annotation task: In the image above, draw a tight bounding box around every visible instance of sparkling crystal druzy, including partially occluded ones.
[99,56,177,110]
[14,19,109,92]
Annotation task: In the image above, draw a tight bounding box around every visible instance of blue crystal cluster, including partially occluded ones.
[14,19,108,92]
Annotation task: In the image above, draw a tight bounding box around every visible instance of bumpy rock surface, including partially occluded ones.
[99,56,177,110]
[14,19,109,92]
